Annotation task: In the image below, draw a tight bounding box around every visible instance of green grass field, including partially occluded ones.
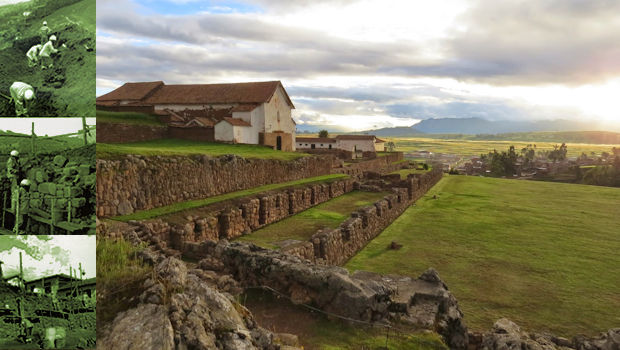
[96,110,166,126]
[346,176,620,336]
[97,138,307,161]
[236,191,389,249]
[390,137,619,158]
[114,174,349,222]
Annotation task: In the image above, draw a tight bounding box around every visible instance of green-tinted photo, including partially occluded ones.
[0,0,95,117]
[0,118,95,234]
[0,235,95,349]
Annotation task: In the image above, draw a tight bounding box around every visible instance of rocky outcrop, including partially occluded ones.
[98,245,284,350]
[191,240,469,349]
[98,304,175,350]
[470,318,620,350]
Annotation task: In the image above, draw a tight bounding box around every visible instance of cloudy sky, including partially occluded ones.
[0,236,95,281]
[96,0,620,131]
[0,118,96,136]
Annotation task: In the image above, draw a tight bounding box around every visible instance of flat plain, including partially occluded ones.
[390,137,619,157]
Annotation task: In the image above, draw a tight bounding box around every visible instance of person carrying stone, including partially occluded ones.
[39,35,58,70]
[26,44,42,67]
[9,82,35,116]
[39,21,50,44]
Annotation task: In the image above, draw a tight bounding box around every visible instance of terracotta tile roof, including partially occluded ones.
[143,81,295,107]
[231,104,259,112]
[97,81,164,101]
[153,109,172,116]
[218,117,252,127]
[95,100,119,106]
[336,135,376,140]
[296,137,336,143]
[186,117,215,127]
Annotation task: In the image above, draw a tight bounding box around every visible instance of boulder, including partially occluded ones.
[98,304,174,350]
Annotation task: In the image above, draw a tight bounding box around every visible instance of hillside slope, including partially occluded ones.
[0,0,95,116]
[347,176,620,336]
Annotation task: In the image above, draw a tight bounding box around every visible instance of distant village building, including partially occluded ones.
[96,81,297,151]
[296,135,385,154]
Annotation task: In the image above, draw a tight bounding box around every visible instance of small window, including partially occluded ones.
[321,144,323,146]
[277,111,280,122]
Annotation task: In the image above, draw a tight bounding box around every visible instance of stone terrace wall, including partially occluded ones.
[281,168,443,265]
[125,169,442,267]
[97,154,333,217]
[167,178,355,245]
[97,123,168,143]
[335,152,404,177]
[120,178,355,248]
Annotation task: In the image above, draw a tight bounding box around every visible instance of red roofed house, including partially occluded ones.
[97,81,297,151]
[296,134,386,156]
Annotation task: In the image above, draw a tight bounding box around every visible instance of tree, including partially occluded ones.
[386,141,395,152]
[549,143,568,162]
[318,129,329,138]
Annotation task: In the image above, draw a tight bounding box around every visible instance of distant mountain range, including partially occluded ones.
[353,117,612,136]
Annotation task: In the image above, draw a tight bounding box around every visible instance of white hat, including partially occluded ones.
[20,179,31,186]
[43,21,47,25]
[10,150,19,157]
[49,35,56,41]
[24,90,34,100]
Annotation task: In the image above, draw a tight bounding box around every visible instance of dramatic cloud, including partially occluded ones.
[96,0,620,130]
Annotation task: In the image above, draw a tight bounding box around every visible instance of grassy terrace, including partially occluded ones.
[236,191,389,249]
[97,138,306,160]
[346,176,620,336]
[113,174,349,222]
[388,167,431,179]
[97,110,166,126]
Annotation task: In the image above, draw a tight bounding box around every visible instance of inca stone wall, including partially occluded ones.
[97,123,168,143]
[282,168,443,265]
[165,178,355,245]
[104,177,355,252]
[125,169,443,267]
[335,152,404,176]
[96,154,334,217]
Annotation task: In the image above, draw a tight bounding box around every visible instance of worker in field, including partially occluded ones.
[9,82,35,116]
[39,20,50,44]
[13,179,31,233]
[7,150,21,189]
[39,35,58,70]
[20,317,34,343]
[26,44,42,67]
